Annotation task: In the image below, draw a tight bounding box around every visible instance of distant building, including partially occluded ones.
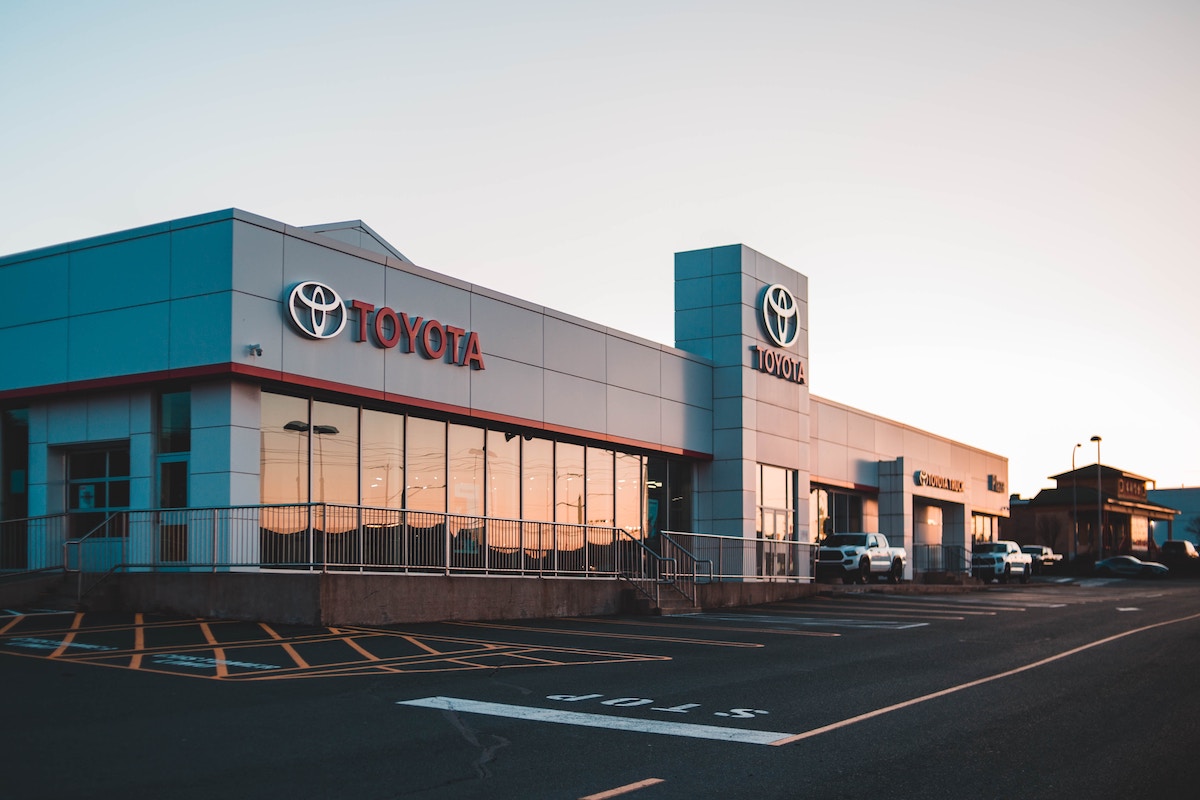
[1147,487,1200,546]
[1004,465,1179,562]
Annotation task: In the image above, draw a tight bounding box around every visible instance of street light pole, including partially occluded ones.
[1091,435,1102,561]
[1072,442,1081,566]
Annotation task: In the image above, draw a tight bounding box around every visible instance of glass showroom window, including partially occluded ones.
[614,451,644,537]
[361,409,403,508]
[810,486,863,541]
[448,423,484,518]
[261,393,309,505]
[757,464,795,540]
[405,416,446,513]
[485,430,520,520]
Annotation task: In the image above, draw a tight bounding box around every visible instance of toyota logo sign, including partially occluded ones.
[288,281,348,339]
[761,283,799,348]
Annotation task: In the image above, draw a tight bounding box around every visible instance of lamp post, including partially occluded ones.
[1091,435,1102,561]
[1072,442,1081,566]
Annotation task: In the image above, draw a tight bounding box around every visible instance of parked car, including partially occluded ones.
[1158,540,1199,575]
[972,540,1033,584]
[816,533,907,584]
[1094,555,1169,579]
[1021,545,1063,574]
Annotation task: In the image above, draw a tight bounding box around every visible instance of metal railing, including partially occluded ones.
[662,531,816,584]
[911,544,971,575]
[1,513,72,575]
[50,503,668,581]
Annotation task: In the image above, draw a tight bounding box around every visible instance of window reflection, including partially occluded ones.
[586,447,614,528]
[261,394,309,504]
[362,410,403,508]
[523,437,552,522]
[406,417,446,512]
[449,424,484,517]
[312,401,358,505]
[486,430,520,520]
[615,452,643,537]
[555,442,585,524]
[257,393,687,540]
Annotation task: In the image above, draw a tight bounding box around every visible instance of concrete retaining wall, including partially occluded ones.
[110,572,625,626]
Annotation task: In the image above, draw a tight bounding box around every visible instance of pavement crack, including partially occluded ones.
[440,708,510,779]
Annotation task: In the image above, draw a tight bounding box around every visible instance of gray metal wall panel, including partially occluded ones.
[544,370,605,431]
[170,222,233,299]
[606,337,661,395]
[467,356,545,420]
[544,316,606,382]
[69,304,171,381]
[232,221,285,300]
[382,343,472,408]
[659,353,712,408]
[170,294,234,368]
[469,294,544,367]
[69,233,171,316]
[0,319,68,389]
[605,385,661,443]
[1,253,68,328]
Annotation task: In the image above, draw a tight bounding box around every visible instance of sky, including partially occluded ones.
[2,0,1197,498]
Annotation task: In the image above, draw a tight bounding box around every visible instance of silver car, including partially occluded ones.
[1094,555,1169,579]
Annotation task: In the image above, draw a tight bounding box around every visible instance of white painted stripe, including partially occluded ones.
[398,696,793,745]
[770,610,1200,746]
[701,613,928,630]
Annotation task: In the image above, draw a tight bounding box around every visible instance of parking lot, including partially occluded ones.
[4,579,1200,799]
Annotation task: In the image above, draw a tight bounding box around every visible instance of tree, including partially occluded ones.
[1186,515,1200,540]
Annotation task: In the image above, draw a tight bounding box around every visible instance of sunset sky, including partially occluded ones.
[2,0,1196,498]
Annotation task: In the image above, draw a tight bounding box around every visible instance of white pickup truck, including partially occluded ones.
[816,533,907,584]
[972,540,1033,584]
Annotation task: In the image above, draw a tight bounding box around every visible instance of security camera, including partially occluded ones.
[248,344,263,357]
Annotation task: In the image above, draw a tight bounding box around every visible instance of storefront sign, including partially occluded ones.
[915,471,964,492]
[286,281,485,369]
[1118,477,1147,500]
[751,345,806,384]
[987,475,1006,494]
[754,284,805,383]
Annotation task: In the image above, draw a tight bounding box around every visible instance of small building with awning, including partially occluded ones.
[1006,465,1180,565]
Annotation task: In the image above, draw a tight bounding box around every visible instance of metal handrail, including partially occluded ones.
[659,532,713,603]
[63,513,127,602]
[615,528,676,606]
[663,530,815,583]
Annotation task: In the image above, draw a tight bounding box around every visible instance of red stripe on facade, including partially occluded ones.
[4,364,713,460]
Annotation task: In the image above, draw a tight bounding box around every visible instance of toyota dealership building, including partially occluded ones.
[0,209,1009,619]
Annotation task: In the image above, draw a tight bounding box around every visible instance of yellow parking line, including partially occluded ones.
[131,613,145,670]
[0,614,21,635]
[213,647,229,678]
[402,634,447,655]
[581,778,665,799]
[50,612,85,658]
[343,635,381,662]
[279,642,310,669]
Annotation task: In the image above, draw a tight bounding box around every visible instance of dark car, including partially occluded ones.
[1159,540,1200,576]
[1094,555,1169,579]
